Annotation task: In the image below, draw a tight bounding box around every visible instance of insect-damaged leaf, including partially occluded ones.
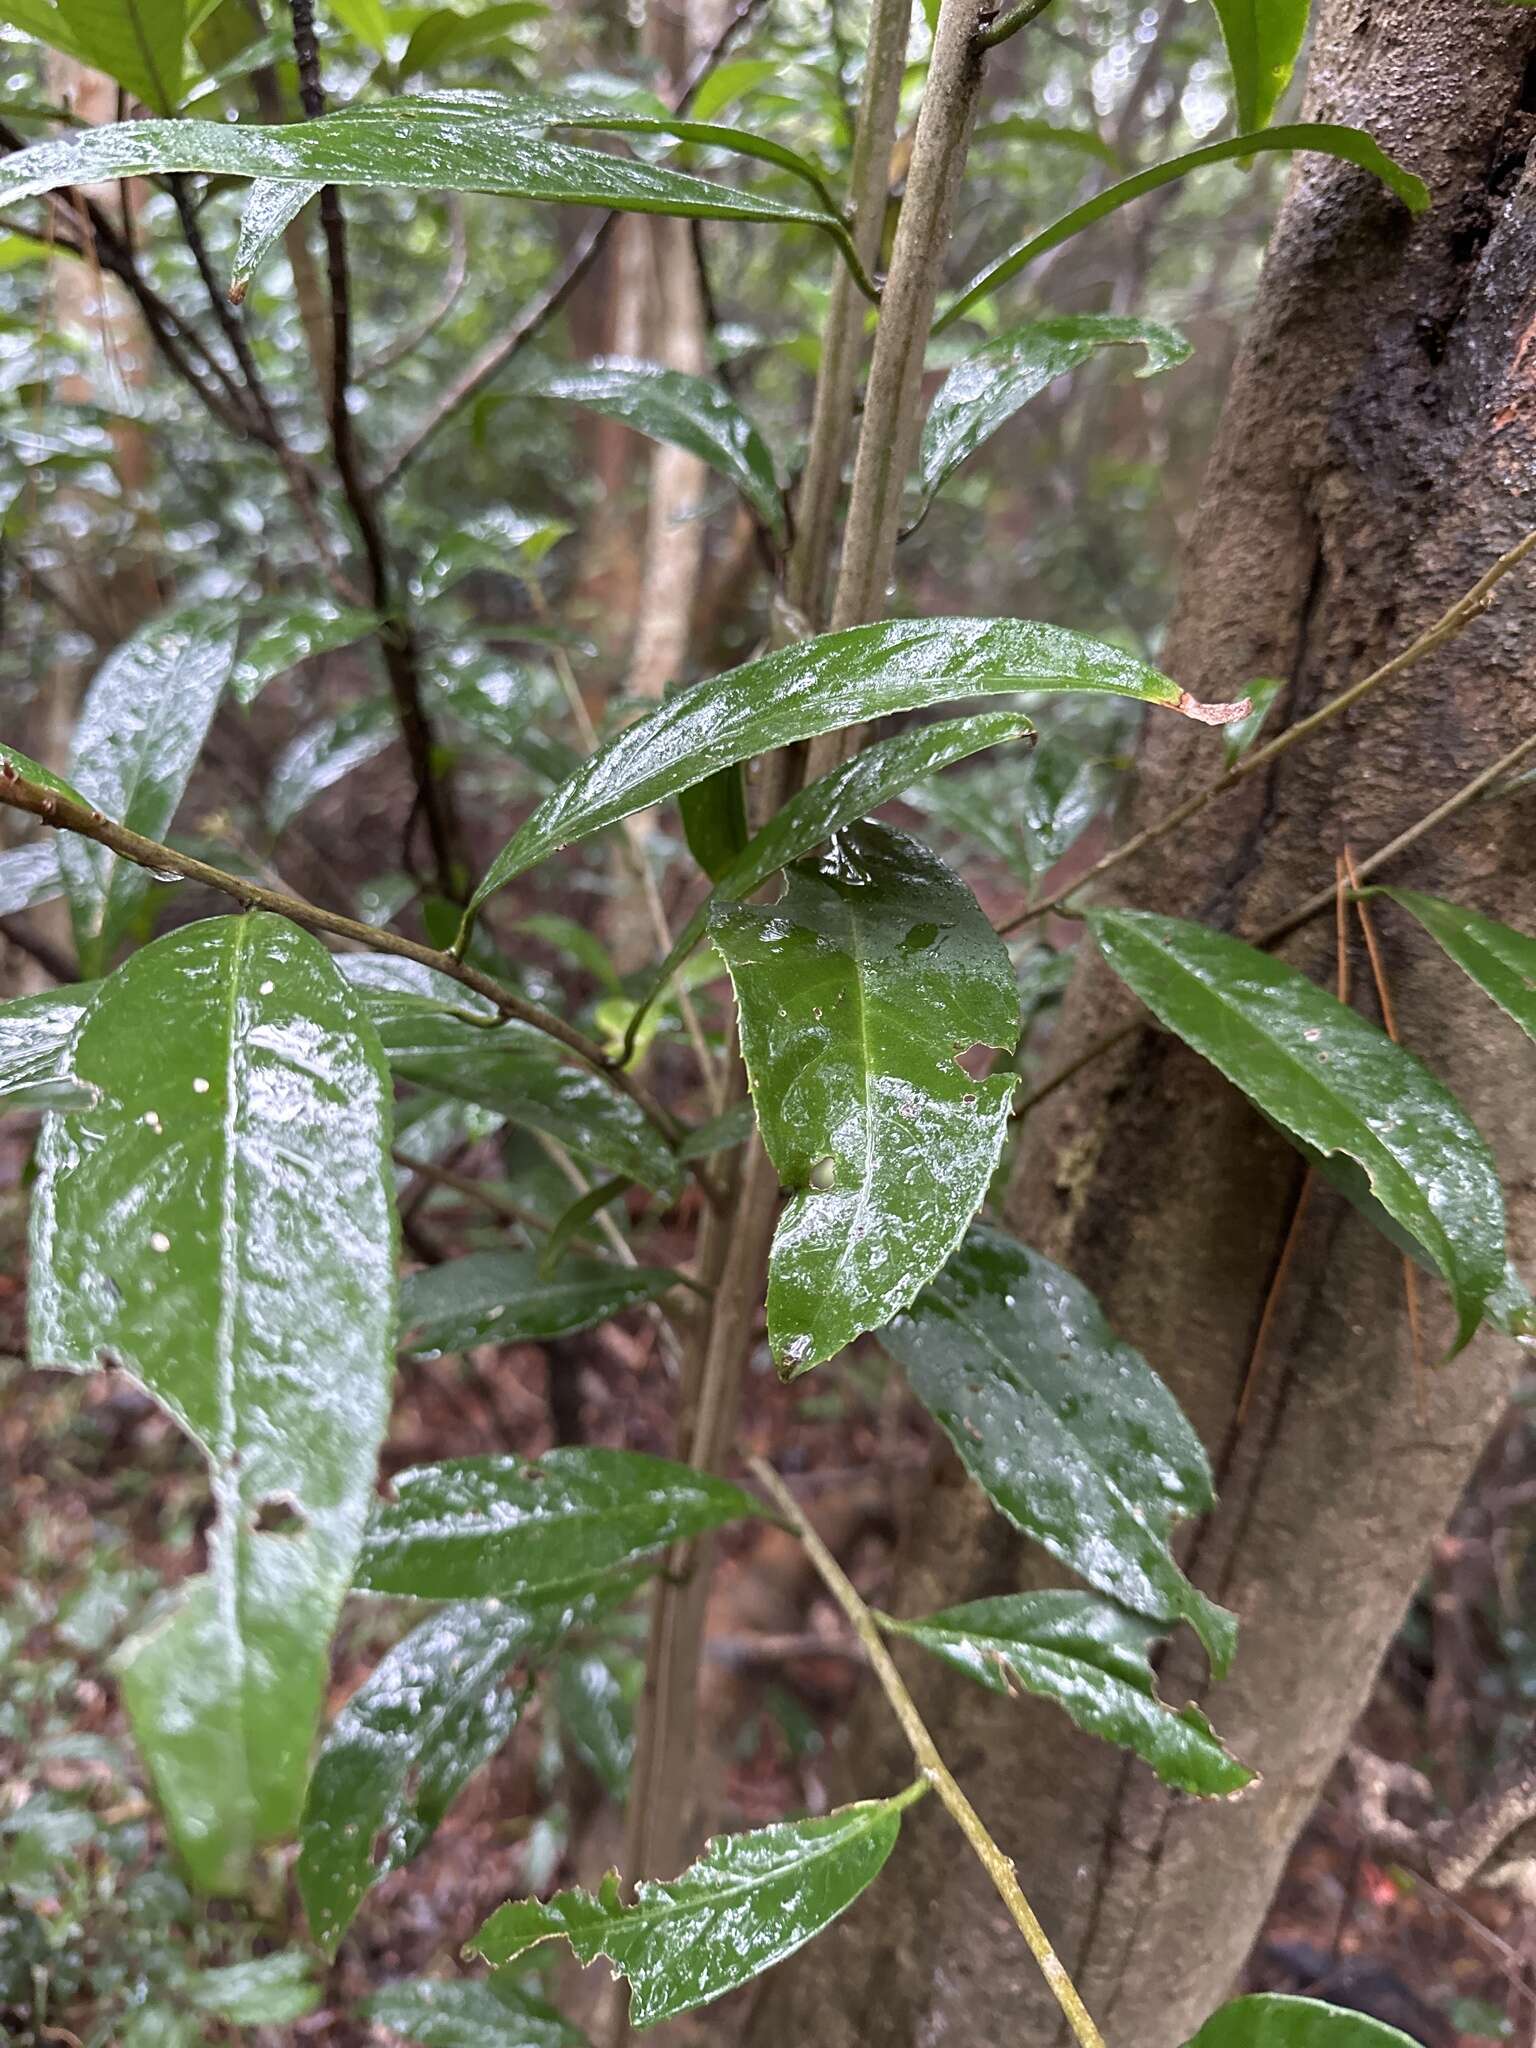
[883,1591,1251,1796]
[469,1791,919,2026]
[1087,910,1505,1354]
[468,616,1242,908]
[28,914,395,1892]
[714,823,1018,1377]
[354,1449,761,1602]
[881,1227,1236,1674]
[399,1250,682,1354]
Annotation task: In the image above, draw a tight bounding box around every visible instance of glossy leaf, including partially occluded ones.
[469,616,1237,908]
[636,712,1032,1044]
[300,1584,629,1953]
[938,126,1429,333]
[366,1975,584,2048]
[1208,0,1310,133]
[0,839,61,916]
[677,764,749,882]
[59,609,238,975]
[29,914,396,1892]
[343,956,681,1196]
[500,356,784,541]
[265,700,395,833]
[1185,1996,1421,2048]
[1087,910,1505,1353]
[53,0,186,113]
[400,1,546,80]
[1367,889,1536,1045]
[919,316,1191,502]
[557,1647,635,1800]
[231,599,378,706]
[715,823,1018,1376]
[881,1227,1236,1673]
[400,1249,680,1354]
[470,1791,919,2026]
[355,1448,761,1602]
[884,1591,1251,1795]
[184,1952,320,2025]
[231,177,317,299]
[0,984,93,1112]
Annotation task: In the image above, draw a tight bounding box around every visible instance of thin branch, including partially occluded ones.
[285,0,463,901]
[999,528,1536,938]
[750,1457,1108,2048]
[359,193,469,379]
[391,1147,555,1238]
[978,0,1058,50]
[0,758,686,1147]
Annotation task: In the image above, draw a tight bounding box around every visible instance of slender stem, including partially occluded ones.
[1012,724,1536,1122]
[285,0,463,902]
[0,761,686,1145]
[999,527,1536,938]
[977,0,1056,48]
[391,1147,557,1239]
[749,1457,1108,2048]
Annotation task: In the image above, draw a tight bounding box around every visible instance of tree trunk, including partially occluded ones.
[746,4,1536,2043]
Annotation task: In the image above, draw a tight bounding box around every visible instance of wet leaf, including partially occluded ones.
[399,1,546,80]
[53,0,186,113]
[883,1591,1251,1795]
[231,599,379,706]
[471,616,1231,907]
[0,839,61,916]
[232,177,316,297]
[1208,0,1310,133]
[184,1951,320,2025]
[919,316,1190,502]
[265,699,396,833]
[29,914,396,1892]
[469,1791,919,2026]
[715,823,1018,1377]
[557,1646,636,1801]
[940,126,1429,332]
[678,765,749,882]
[399,1249,681,1354]
[355,1449,761,1602]
[1366,890,1536,1045]
[0,985,93,1112]
[366,1973,585,2048]
[881,1226,1236,1673]
[1088,909,1505,1353]
[1222,677,1285,767]
[1185,1995,1421,2047]
[500,357,784,540]
[59,608,239,974]
[301,1584,631,1953]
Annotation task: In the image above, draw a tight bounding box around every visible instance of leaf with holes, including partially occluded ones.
[714,823,1018,1377]
[354,1449,761,1602]
[469,1791,919,2026]
[881,1226,1235,1673]
[883,1591,1251,1795]
[1207,0,1310,132]
[1087,910,1505,1354]
[1366,890,1536,1045]
[919,316,1190,503]
[470,616,1238,909]
[399,1250,681,1354]
[1185,1996,1421,2048]
[300,1582,633,1954]
[28,914,395,1893]
[59,608,238,975]
[365,1974,584,2048]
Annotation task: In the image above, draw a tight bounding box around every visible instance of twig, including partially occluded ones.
[750,1456,1108,2048]
[391,1147,555,1238]
[0,758,686,1147]
[359,193,469,379]
[998,528,1536,938]
[285,0,463,901]
[978,0,1058,49]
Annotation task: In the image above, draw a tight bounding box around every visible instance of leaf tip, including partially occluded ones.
[1175,690,1253,728]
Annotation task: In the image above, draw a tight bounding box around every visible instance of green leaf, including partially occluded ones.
[232,599,379,706]
[1208,0,1310,133]
[300,1584,629,1953]
[538,1178,629,1276]
[354,1448,761,1602]
[1222,676,1285,767]
[881,1226,1236,1674]
[343,956,682,1197]
[400,1249,679,1353]
[231,178,317,300]
[500,357,784,541]
[973,113,1117,163]
[399,2,546,80]
[469,1791,920,2026]
[938,126,1429,333]
[0,985,94,1113]
[919,316,1191,502]
[637,712,1032,1041]
[1366,889,1536,1045]
[469,616,1234,908]
[266,699,396,833]
[883,1591,1251,1795]
[412,505,572,606]
[1184,1995,1422,2047]
[686,56,780,123]
[58,608,239,975]
[676,1097,755,1162]
[714,823,1018,1377]
[557,1647,635,1800]
[29,914,396,1893]
[1087,909,1505,1354]
[366,1975,585,2048]
[677,764,749,883]
[53,0,187,112]
[0,840,61,917]
[184,1952,320,2025]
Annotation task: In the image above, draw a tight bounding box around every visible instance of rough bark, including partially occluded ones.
[746,4,1536,2043]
